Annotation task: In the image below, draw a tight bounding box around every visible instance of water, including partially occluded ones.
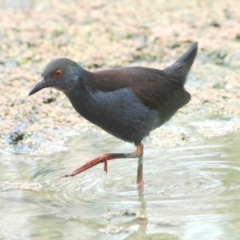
[0,122,240,240]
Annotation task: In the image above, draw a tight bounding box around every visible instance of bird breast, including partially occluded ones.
[66,87,160,144]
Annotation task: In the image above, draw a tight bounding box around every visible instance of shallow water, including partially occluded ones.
[1,122,240,240]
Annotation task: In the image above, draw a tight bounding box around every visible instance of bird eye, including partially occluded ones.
[53,69,63,78]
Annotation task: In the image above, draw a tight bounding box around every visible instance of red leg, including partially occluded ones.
[137,154,144,193]
[137,155,144,185]
[64,143,144,178]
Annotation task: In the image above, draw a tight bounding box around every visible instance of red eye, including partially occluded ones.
[54,69,63,78]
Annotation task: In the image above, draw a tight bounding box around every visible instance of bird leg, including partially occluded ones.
[64,144,144,184]
[137,154,144,185]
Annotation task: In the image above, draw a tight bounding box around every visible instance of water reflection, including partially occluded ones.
[0,131,240,239]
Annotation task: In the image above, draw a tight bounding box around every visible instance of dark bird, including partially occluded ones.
[29,42,198,187]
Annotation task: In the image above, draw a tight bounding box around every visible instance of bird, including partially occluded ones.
[29,42,198,187]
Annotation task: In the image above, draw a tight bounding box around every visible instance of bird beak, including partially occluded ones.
[28,77,48,96]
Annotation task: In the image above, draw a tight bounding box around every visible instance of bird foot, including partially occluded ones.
[62,145,143,178]
[104,160,108,172]
[63,173,74,178]
[62,154,112,178]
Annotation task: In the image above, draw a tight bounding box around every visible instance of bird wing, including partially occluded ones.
[90,67,190,111]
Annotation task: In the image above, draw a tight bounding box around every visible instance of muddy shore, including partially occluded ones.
[0,0,239,151]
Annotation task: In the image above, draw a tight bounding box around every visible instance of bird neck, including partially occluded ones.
[64,71,99,122]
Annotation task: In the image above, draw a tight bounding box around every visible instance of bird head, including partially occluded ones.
[29,58,83,96]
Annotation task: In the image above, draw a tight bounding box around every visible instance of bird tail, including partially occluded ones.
[163,42,198,85]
